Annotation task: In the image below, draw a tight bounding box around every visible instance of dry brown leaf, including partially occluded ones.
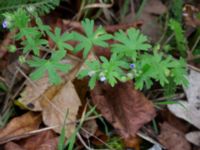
[158,122,191,150]
[0,112,41,144]
[91,81,156,138]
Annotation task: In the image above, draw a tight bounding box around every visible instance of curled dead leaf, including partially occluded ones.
[91,81,156,138]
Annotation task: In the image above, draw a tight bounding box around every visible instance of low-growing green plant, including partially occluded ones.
[169,18,187,57]
[2,8,188,90]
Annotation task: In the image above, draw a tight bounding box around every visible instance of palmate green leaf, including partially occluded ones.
[13,9,30,29]
[15,27,40,40]
[168,58,188,86]
[21,35,48,55]
[79,54,130,89]
[47,27,74,51]
[135,52,188,90]
[74,19,112,58]
[81,19,94,37]
[111,28,151,60]
[100,54,129,87]
[35,15,50,34]
[135,64,154,90]
[28,51,71,84]
[135,54,170,89]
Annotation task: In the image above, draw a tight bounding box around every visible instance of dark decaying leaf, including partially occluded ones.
[91,81,156,138]
[158,122,191,150]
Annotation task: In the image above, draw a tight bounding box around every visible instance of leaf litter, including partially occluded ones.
[2,0,200,149]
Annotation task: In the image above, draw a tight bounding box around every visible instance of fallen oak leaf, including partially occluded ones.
[0,112,41,144]
[91,81,156,138]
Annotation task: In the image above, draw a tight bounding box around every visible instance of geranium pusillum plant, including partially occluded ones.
[2,8,188,92]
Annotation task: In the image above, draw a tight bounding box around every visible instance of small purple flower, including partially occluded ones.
[2,20,7,29]
[130,63,135,69]
[100,76,106,82]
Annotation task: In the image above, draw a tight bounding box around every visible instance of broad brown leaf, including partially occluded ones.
[0,112,41,144]
[91,81,156,138]
[158,122,191,150]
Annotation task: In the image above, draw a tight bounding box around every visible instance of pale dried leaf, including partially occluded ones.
[19,76,53,111]
[42,81,81,138]
[168,69,200,129]
[148,144,162,150]
[185,131,200,146]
